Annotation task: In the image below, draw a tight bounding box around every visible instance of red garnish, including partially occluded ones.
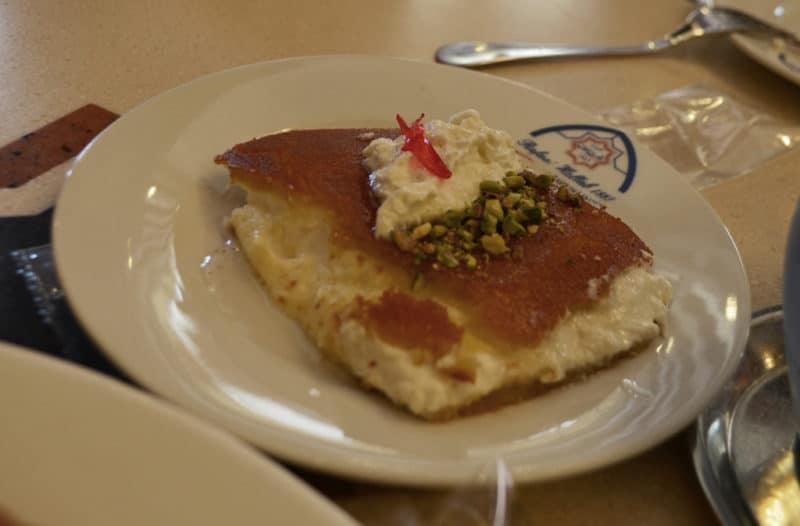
[396,113,452,179]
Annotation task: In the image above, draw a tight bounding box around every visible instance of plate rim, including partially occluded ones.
[692,306,783,525]
[52,54,752,487]
[722,0,800,86]
[730,33,800,87]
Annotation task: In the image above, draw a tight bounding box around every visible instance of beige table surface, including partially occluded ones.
[2,1,798,524]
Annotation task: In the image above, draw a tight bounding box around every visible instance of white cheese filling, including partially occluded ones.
[363,109,522,239]
[337,265,673,416]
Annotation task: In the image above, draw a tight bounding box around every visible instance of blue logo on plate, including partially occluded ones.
[516,125,637,205]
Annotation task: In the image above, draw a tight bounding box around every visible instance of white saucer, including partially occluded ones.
[53,55,750,486]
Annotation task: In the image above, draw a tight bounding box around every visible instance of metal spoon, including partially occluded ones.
[436,6,800,67]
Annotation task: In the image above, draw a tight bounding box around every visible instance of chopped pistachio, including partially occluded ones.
[505,170,517,177]
[441,209,465,228]
[411,222,432,239]
[392,229,417,252]
[431,224,448,238]
[396,168,560,270]
[457,229,474,242]
[479,180,509,194]
[502,215,526,237]
[480,233,508,255]
[466,201,483,218]
[501,192,522,209]
[531,173,555,189]
[520,169,537,184]
[420,242,436,255]
[503,175,525,190]
[484,199,504,220]
[519,205,542,225]
[436,249,460,268]
[555,184,582,206]
[435,239,454,252]
[480,214,498,235]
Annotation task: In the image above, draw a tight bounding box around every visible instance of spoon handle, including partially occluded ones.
[435,40,670,67]
[784,199,800,425]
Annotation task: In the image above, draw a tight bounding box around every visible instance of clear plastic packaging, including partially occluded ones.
[426,461,516,526]
[11,243,63,327]
[599,85,800,189]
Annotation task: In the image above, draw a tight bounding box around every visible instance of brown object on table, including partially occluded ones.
[0,508,22,526]
[0,104,118,189]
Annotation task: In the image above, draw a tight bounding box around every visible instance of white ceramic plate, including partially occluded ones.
[0,342,357,526]
[723,0,800,86]
[53,55,750,486]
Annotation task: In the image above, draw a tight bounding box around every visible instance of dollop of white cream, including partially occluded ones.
[363,109,522,239]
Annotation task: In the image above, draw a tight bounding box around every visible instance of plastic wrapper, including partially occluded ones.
[372,460,518,526]
[11,243,121,376]
[599,85,800,189]
[11,244,63,327]
[426,461,516,526]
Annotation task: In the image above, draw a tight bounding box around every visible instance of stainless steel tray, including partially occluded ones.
[694,306,800,525]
